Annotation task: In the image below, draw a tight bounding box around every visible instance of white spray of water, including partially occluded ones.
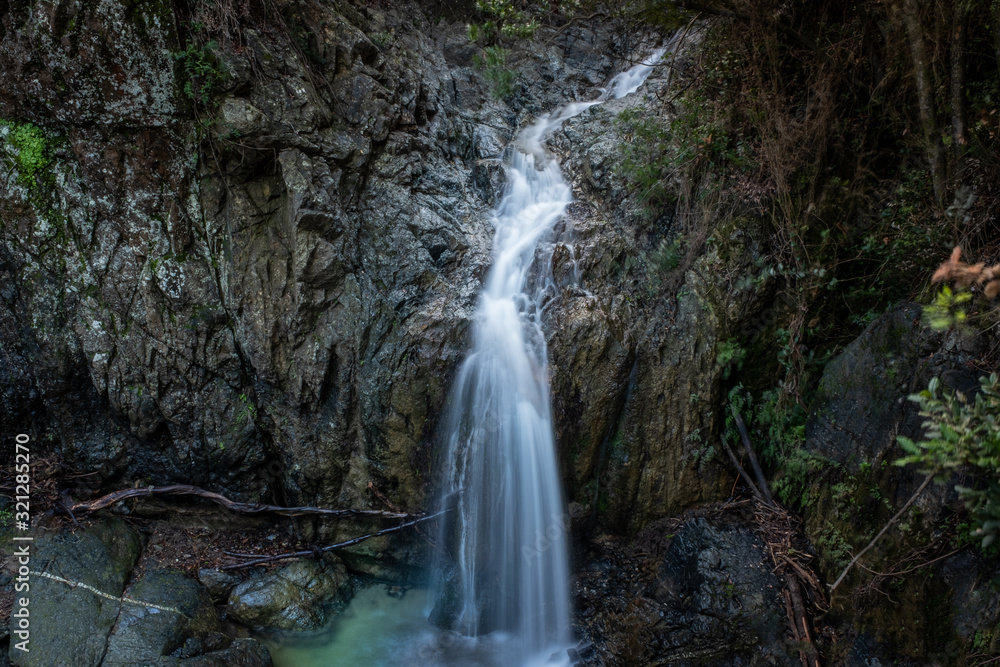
[434,43,669,666]
[607,46,668,99]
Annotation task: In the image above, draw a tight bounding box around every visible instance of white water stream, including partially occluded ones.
[432,44,671,666]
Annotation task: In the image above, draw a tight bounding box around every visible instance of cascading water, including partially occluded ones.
[432,43,674,666]
[265,41,674,667]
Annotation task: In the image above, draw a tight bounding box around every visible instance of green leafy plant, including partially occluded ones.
[650,236,683,272]
[236,392,258,425]
[1,121,52,187]
[473,45,516,99]
[923,285,973,331]
[173,40,225,106]
[715,339,745,380]
[467,0,542,44]
[896,374,1000,549]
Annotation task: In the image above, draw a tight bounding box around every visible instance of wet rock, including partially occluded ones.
[102,569,220,666]
[197,568,241,604]
[226,556,351,632]
[175,639,273,666]
[427,564,461,630]
[649,518,790,663]
[8,519,142,667]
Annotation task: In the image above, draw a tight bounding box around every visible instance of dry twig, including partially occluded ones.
[220,509,449,570]
[828,472,936,592]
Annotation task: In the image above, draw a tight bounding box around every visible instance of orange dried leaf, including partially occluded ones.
[932,246,963,283]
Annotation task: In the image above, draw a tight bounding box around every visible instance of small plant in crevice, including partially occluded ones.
[173,40,226,107]
[715,339,745,380]
[473,46,516,100]
[649,235,683,272]
[815,523,853,570]
[236,391,258,427]
[1,121,53,188]
[726,384,807,470]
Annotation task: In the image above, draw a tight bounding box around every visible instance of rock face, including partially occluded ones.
[0,0,714,545]
[103,569,220,666]
[544,83,775,530]
[797,305,1000,660]
[6,520,273,666]
[575,514,793,666]
[9,520,143,667]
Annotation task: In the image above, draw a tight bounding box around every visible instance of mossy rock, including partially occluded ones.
[8,519,142,667]
[799,304,999,661]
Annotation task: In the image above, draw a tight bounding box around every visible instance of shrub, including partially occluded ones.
[897,374,1000,549]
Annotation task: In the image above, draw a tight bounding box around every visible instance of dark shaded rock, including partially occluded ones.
[649,518,790,664]
[227,556,351,632]
[575,515,793,666]
[8,520,142,667]
[176,639,273,666]
[197,568,240,604]
[798,304,996,661]
[939,551,1000,655]
[807,304,936,468]
[102,569,220,666]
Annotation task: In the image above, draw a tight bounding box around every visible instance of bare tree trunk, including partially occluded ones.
[951,0,968,175]
[992,0,1000,65]
[901,0,946,205]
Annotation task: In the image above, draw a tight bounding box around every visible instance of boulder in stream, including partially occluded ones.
[226,555,351,633]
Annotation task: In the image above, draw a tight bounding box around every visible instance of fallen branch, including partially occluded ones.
[828,471,936,592]
[368,482,447,557]
[220,509,450,570]
[68,484,420,521]
[720,412,822,666]
[732,407,773,505]
[858,546,962,580]
[719,438,764,502]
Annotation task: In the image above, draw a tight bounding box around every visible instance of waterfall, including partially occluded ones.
[432,44,669,665]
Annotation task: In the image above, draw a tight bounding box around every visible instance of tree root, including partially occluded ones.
[220,509,450,570]
[67,483,423,521]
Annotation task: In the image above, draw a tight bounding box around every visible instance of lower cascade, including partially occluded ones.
[431,46,669,664]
